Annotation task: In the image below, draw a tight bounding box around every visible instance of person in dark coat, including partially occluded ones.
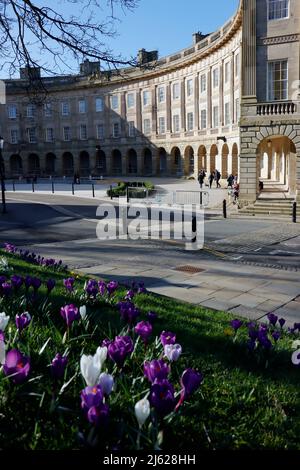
[227,174,234,188]
[215,169,221,188]
[209,171,215,189]
[198,169,206,189]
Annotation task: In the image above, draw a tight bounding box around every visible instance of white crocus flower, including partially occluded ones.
[80,347,107,386]
[291,349,300,366]
[0,339,5,365]
[99,372,114,396]
[94,346,107,369]
[135,398,150,428]
[79,306,87,320]
[164,343,182,362]
[0,312,9,332]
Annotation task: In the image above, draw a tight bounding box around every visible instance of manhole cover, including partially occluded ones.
[175,265,205,274]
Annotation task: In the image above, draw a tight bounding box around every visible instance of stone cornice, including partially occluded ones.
[257,34,300,46]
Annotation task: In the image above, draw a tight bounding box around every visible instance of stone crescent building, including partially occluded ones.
[0,0,299,208]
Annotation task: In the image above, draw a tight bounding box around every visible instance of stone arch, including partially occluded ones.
[28,153,40,176]
[62,152,74,176]
[158,147,167,175]
[127,148,138,175]
[232,143,238,176]
[143,148,152,176]
[198,145,207,172]
[184,146,194,176]
[96,148,106,175]
[112,149,122,175]
[221,144,229,179]
[10,154,23,176]
[45,153,56,175]
[79,151,90,177]
[210,144,218,173]
[171,147,181,176]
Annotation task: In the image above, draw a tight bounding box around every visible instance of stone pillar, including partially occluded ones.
[242,0,257,100]
[207,68,212,129]
[219,62,224,126]
[231,53,235,123]
[152,86,157,134]
[166,83,171,132]
[120,92,126,135]
[194,74,199,130]
[181,79,186,131]
[136,90,142,133]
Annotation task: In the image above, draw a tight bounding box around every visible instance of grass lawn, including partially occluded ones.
[0,248,299,451]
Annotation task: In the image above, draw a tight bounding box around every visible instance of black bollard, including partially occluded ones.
[191,215,197,243]
[92,184,95,198]
[32,181,35,193]
[223,199,227,219]
[126,186,129,203]
[13,181,15,192]
[72,183,74,195]
[110,185,113,200]
[293,201,297,223]
[52,182,54,194]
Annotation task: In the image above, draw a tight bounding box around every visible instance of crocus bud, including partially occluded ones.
[80,306,87,320]
[135,398,150,428]
[99,372,114,396]
[0,312,10,331]
[164,344,182,362]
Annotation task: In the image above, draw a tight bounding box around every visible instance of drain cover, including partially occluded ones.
[175,265,205,274]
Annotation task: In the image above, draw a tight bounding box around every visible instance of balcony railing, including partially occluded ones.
[257,101,297,116]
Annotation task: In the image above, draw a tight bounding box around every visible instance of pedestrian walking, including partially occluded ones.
[215,170,221,188]
[198,169,206,189]
[227,174,234,188]
[209,171,215,189]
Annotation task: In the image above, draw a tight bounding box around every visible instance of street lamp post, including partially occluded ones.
[0,136,6,214]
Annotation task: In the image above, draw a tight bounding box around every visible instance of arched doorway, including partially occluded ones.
[45,153,56,175]
[198,145,207,172]
[80,151,90,177]
[221,144,229,179]
[10,154,23,177]
[96,149,106,175]
[210,145,218,173]
[171,147,181,176]
[184,146,194,176]
[28,153,40,176]
[62,152,74,176]
[112,149,122,175]
[158,148,167,175]
[143,148,152,176]
[232,143,238,177]
[127,148,138,175]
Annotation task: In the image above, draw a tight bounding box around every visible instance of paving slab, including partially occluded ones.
[199,299,240,311]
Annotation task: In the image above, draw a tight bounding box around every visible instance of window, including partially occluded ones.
[213,106,219,128]
[80,124,87,140]
[128,121,135,137]
[111,95,119,110]
[225,62,230,84]
[95,97,104,112]
[187,79,193,97]
[187,112,194,131]
[268,60,288,101]
[44,103,52,117]
[62,102,70,116]
[8,104,17,119]
[158,86,165,103]
[172,82,180,100]
[96,124,104,140]
[79,100,87,114]
[235,98,240,122]
[127,93,135,108]
[27,104,36,118]
[143,90,150,106]
[143,118,151,135]
[268,0,289,20]
[200,109,207,130]
[46,128,54,142]
[63,126,71,141]
[213,68,219,88]
[158,117,166,134]
[173,114,180,133]
[200,74,206,93]
[235,54,240,78]
[224,102,230,126]
[27,127,36,143]
[10,129,19,144]
[113,122,120,138]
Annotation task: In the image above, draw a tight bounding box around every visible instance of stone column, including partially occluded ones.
[181,79,186,131]
[136,90,142,133]
[166,83,171,132]
[194,74,199,130]
[151,86,157,135]
[242,0,257,100]
[207,68,212,129]
[219,62,224,126]
[120,92,126,135]
[231,53,235,123]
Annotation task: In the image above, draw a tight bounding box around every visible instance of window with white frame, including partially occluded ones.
[158,86,165,103]
[235,98,240,122]
[27,127,37,143]
[172,82,180,100]
[225,62,230,84]
[96,124,104,140]
[213,68,219,88]
[267,60,288,101]
[200,109,207,130]
[235,54,240,78]
[173,114,180,133]
[127,93,135,109]
[113,122,120,138]
[224,102,230,126]
[200,74,206,93]
[158,116,166,134]
[95,97,104,112]
[187,112,194,131]
[143,118,151,135]
[63,126,71,141]
[27,104,36,118]
[44,103,52,117]
[8,104,17,119]
[128,121,135,137]
[61,102,70,116]
[213,106,219,128]
[268,0,289,20]
[111,95,119,110]
[143,90,150,106]
[187,79,194,97]
[10,129,19,144]
[46,128,54,142]
[80,124,87,140]
[78,99,87,114]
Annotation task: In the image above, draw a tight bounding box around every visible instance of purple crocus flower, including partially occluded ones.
[3,349,30,384]
[147,311,158,323]
[230,319,243,331]
[294,323,300,331]
[272,331,281,342]
[60,304,80,327]
[106,281,118,296]
[31,277,42,291]
[149,379,176,416]
[118,301,140,324]
[24,276,33,290]
[125,289,135,300]
[0,330,4,342]
[176,368,203,411]
[0,282,12,297]
[63,277,75,292]
[267,313,278,326]
[51,353,68,379]
[160,331,176,347]
[85,279,98,297]
[15,312,31,331]
[81,385,103,411]
[278,318,286,328]
[87,403,109,427]
[135,321,152,343]
[10,275,23,291]
[98,281,107,296]
[108,335,134,367]
[247,339,256,351]
[4,243,16,253]
[46,279,56,293]
[0,275,6,285]
[248,327,258,341]
[144,359,170,383]
[102,338,112,348]
[137,282,147,294]
[99,373,114,396]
